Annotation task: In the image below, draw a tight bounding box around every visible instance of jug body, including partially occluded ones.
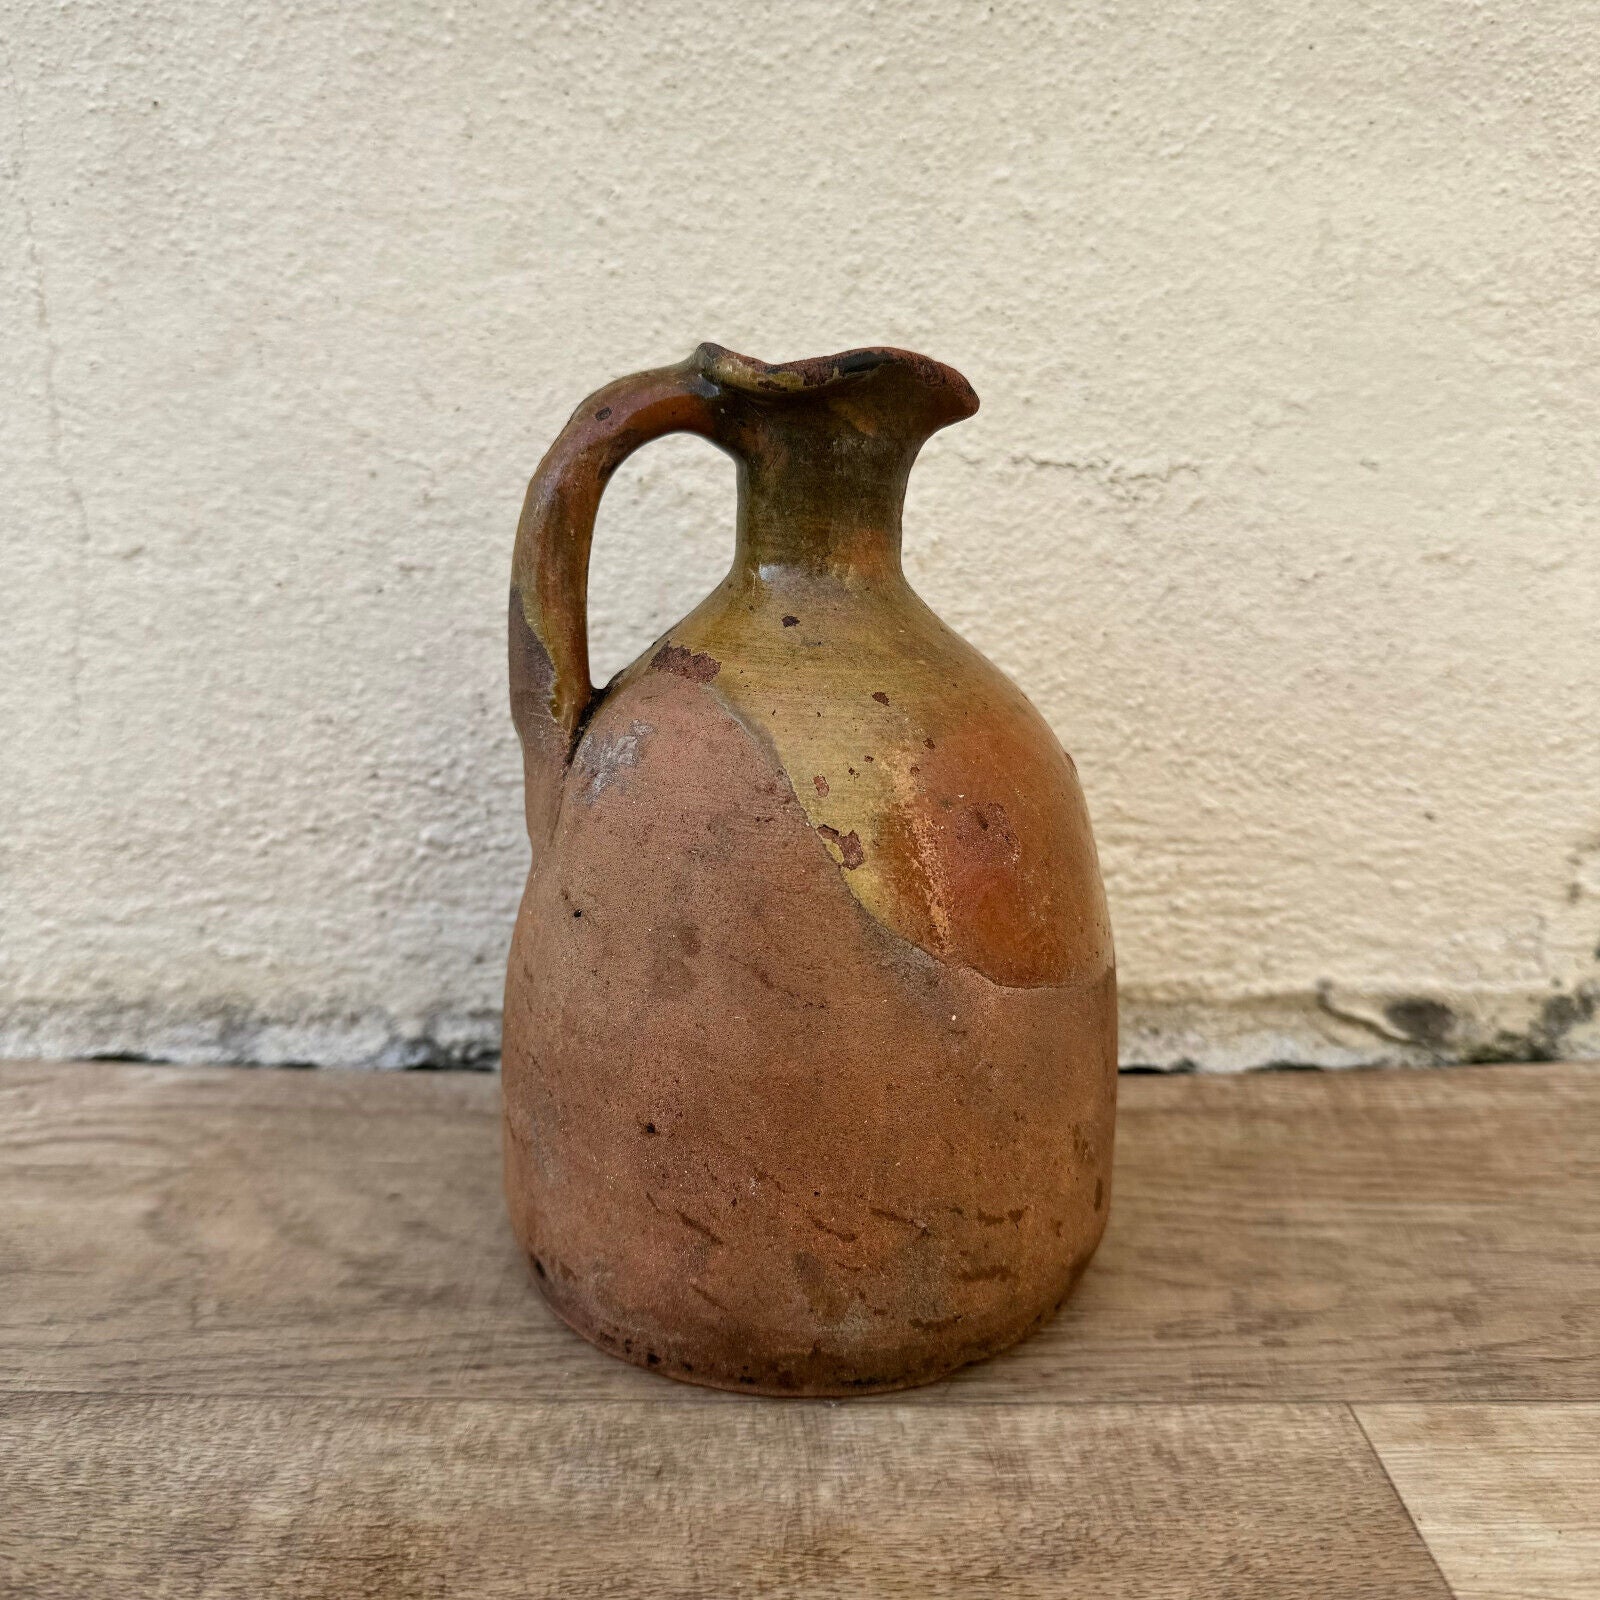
[504,346,1115,1395]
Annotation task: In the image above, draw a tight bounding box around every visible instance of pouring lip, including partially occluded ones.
[693,342,978,419]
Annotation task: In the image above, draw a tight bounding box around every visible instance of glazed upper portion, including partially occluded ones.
[614,570,1113,990]
[512,343,983,738]
[510,344,1112,987]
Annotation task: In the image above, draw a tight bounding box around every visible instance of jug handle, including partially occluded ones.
[511,356,721,746]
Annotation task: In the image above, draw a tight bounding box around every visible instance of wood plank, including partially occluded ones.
[1,1059,1596,1402]
[1358,1404,1600,1600]
[0,1396,1451,1599]
[975,1059,1600,1403]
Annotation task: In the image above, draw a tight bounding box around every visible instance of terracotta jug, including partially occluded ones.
[505,344,1115,1395]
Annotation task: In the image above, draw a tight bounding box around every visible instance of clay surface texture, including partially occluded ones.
[504,347,1115,1394]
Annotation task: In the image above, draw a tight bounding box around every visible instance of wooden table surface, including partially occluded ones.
[2,1058,1596,1598]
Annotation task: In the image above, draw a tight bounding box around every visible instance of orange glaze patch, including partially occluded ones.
[865,711,1111,988]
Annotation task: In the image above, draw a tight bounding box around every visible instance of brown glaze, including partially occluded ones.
[505,344,1116,1395]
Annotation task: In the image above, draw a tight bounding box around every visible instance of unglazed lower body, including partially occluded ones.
[502,667,1116,1396]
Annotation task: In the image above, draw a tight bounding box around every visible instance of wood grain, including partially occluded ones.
[2,1059,1596,1402]
[985,1060,1600,1403]
[0,1395,1451,1599]
[1359,1404,1600,1600]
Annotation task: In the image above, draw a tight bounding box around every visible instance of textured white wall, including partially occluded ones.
[4,1,1597,1069]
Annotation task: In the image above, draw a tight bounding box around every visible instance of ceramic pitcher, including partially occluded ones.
[505,344,1115,1395]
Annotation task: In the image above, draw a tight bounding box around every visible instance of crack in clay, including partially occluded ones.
[676,1209,725,1246]
[870,1206,928,1232]
[688,1282,728,1312]
[807,1212,860,1245]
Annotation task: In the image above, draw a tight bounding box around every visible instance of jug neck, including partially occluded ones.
[734,429,914,583]
[696,344,979,586]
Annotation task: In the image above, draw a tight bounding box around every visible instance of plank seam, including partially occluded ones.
[1350,1404,1459,1600]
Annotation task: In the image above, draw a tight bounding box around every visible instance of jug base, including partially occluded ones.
[524,1247,1094,1398]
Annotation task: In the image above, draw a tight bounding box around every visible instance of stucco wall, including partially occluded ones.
[4,1,1597,1069]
